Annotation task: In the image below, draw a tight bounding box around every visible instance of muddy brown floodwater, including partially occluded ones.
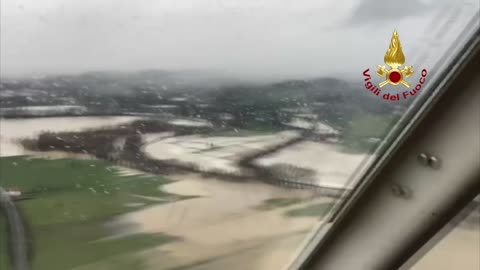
[110,173,332,270]
[2,116,477,270]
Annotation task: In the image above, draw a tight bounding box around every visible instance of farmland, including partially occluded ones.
[0,156,186,270]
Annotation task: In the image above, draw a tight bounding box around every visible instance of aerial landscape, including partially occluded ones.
[0,70,402,270]
[1,69,477,270]
[1,0,478,269]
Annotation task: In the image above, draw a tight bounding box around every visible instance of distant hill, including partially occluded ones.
[0,70,405,126]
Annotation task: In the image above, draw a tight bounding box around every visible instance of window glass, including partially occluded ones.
[410,197,480,270]
[0,1,479,269]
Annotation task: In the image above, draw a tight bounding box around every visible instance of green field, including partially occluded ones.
[285,202,334,218]
[0,216,9,270]
[340,113,399,154]
[0,156,183,270]
[255,197,305,211]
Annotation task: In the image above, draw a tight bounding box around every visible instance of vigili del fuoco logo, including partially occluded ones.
[363,31,428,101]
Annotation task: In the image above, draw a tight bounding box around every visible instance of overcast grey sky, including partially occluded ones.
[1,0,478,80]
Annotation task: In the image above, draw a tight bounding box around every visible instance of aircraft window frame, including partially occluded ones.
[0,5,478,270]
[400,196,480,270]
[292,23,480,270]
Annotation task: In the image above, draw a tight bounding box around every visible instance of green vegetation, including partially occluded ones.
[340,113,399,154]
[0,156,181,270]
[0,216,11,270]
[209,86,292,129]
[206,127,278,137]
[285,202,334,218]
[255,197,305,211]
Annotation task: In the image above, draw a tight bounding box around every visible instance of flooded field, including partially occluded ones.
[0,116,139,157]
[110,173,330,270]
[168,119,213,127]
[0,116,331,270]
[255,141,368,188]
[0,116,477,270]
[143,131,300,174]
